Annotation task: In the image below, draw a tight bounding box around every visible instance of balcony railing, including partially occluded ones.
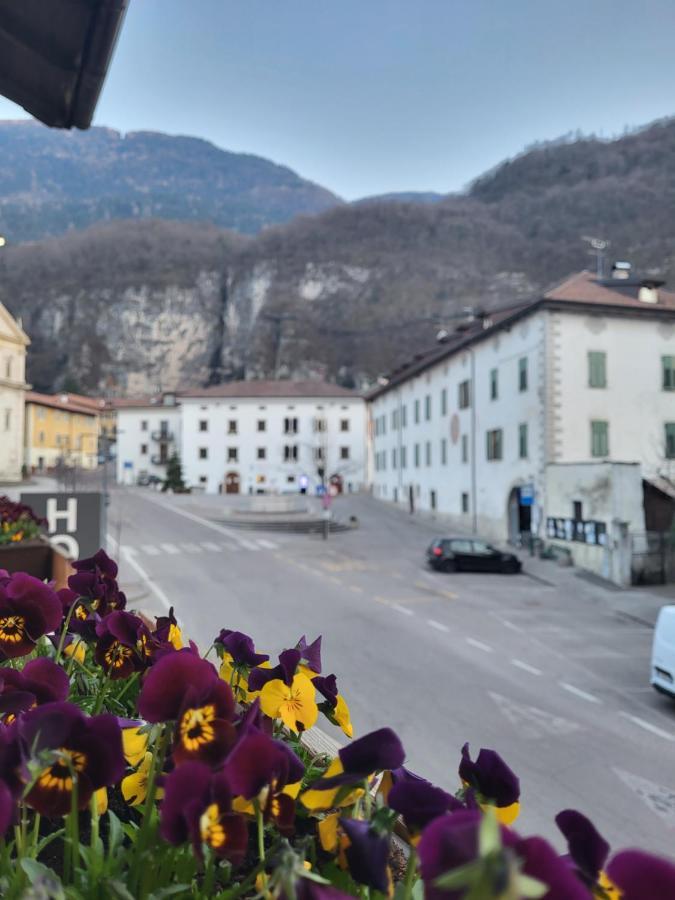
[151,430,173,442]
[151,455,169,466]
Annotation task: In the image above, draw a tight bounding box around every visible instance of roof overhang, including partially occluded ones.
[0,0,128,129]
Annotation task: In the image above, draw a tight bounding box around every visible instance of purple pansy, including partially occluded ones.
[556,809,610,887]
[311,728,405,791]
[94,611,149,679]
[459,743,519,808]
[296,635,322,673]
[340,819,390,893]
[0,572,63,659]
[388,778,461,834]
[607,849,675,898]
[313,674,339,707]
[248,648,301,692]
[68,549,126,616]
[0,658,69,723]
[215,629,269,667]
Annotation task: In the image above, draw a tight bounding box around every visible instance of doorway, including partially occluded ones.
[225,471,240,494]
[507,486,531,543]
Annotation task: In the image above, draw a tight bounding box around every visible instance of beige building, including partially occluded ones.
[24,393,100,472]
[0,301,30,483]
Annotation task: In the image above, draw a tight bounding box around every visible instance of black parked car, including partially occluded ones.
[426,538,521,574]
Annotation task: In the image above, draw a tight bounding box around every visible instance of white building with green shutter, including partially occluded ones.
[366,265,675,552]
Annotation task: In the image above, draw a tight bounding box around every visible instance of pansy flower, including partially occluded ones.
[260,670,318,733]
[313,674,353,738]
[138,650,236,766]
[154,607,183,650]
[0,572,62,659]
[607,849,675,899]
[19,701,125,817]
[458,743,520,824]
[68,548,126,616]
[0,658,69,724]
[295,634,322,675]
[226,730,304,835]
[248,648,301,693]
[388,777,461,843]
[418,808,590,900]
[160,761,247,862]
[556,809,614,894]
[57,588,98,641]
[94,611,149,679]
[302,727,405,811]
[216,629,269,701]
[339,818,391,894]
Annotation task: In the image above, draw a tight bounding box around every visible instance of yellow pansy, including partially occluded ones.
[333,695,353,738]
[64,639,86,665]
[479,800,520,825]
[121,752,164,807]
[167,623,183,650]
[260,673,318,732]
[94,787,108,815]
[122,727,148,767]
[597,871,622,899]
[300,758,363,811]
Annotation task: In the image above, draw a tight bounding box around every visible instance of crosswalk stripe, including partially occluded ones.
[183,543,203,553]
[219,542,239,552]
[201,542,221,552]
[160,543,180,555]
[140,544,160,555]
[256,538,278,550]
[236,539,260,551]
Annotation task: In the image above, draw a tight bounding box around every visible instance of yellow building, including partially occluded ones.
[0,301,30,483]
[24,392,100,472]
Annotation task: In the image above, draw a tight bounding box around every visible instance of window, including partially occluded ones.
[227,447,238,462]
[199,476,207,484]
[441,388,447,416]
[430,490,437,510]
[141,420,148,431]
[391,409,398,429]
[441,438,447,465]
[573,501,583,521]
[228,420,238,434]
[414,443,420,468]
[38,430,44,444]
[461,492,469,513]
[257,419,266,432]
[340,418,349,432]
[591,421,609,457]
[663,356,675,391]
[199,447,208,459]
[140,443,148,455]
[588,351,607,388]
[340,446,350,460]
[486,429,503,461]
[518,357,528,392]
[461,434,469,463]
[665,423,675,459]
[414,399,420,424]
[5,358,11,379]
[490,368,498,400]
[458,380,471,409]
[284,417,299,434]
[199,419,208,432]
[314,447,324,462]
[3,409,10,431]
[283,445,298,462]
[392,448,397,469]
[400,446,407,468]
[518,423,528,459]
[257,447,266,460]
[287,475,295,483]
[313,417,327,432]
[424,395,431,421]
[425,441,431,466]
[401,405,407,428]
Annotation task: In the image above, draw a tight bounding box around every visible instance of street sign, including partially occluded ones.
[519,483,535,506]
[316,484,327,496]
[20,492,103,560]
[123,461,133,470]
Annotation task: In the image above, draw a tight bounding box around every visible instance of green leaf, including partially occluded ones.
[20,859,66,899]
[104,880,138,900]
[148,886,194,898]
[411,878,425,900]
[516,873,548,898]
[433,859,482,889]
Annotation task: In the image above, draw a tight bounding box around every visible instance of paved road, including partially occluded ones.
[108,487,675,858]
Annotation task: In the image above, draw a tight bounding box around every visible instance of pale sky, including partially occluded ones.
[1,0,674,200]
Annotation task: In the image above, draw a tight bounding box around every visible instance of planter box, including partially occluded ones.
[0,538,73,588]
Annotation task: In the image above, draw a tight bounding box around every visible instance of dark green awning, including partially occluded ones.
[0,0,128,129]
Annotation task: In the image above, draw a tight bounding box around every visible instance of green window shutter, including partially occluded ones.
[591,421,609,457]
[588,351,607,388]
[666,423,675,459]
[519,423,528,458]
[663,356,675,390]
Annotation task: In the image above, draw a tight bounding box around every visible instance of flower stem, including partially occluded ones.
[30,812,41,858]
[403,847,418,900]
[132,725,171,893]
[54,602,78,665]
[253,799,269,897]
[92,676,110,714]
[116,671,140,704]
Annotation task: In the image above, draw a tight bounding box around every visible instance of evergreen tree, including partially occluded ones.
[162,453,186,493]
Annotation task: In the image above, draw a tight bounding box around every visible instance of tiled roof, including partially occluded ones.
[544,270,675,309]
[26,392,99,416]
[179,380,362,400]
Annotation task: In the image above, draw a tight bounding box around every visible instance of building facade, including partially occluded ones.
[179,382,366,495]
[0,302,30,483]
[114,394,182,486]
[24,393,100,471]
[367,269,675,550]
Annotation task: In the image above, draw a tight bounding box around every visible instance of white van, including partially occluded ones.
[651,606,675,697]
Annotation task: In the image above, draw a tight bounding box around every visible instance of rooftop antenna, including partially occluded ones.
[582,236,610,279]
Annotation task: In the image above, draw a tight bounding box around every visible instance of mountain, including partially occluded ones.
[1,117,674,394]
[354,191,445,205]
[0,121,341,241]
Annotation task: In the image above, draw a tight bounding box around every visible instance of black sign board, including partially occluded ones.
[546,517,607,547]
[20,492,103,560]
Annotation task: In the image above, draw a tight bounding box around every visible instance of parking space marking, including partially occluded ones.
[160,543,180,555]
[559,682,600,704]
[510,659,542,676]
[466,637,493,653]
[428,619,449,633]
[256,538,278,550]
[393,604,413,616]
[183,543,203,554]
[618,713,675,742]
[140,544,160,555]
[201,541,221,552]
[349,585,364,594]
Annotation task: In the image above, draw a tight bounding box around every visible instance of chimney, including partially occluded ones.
[638,280,661,304]
[611,261,632,280]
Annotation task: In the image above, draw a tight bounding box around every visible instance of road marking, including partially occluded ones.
[201,541,221,552]
[510,658,542,675]
[328,576,341,585]
[349,585,364,594]
[466,637,493,653]
[489,691,580,740]
[140,544,160,555]
[137,493,264,550]
[414,581,458,600]
[160,543,180,555]
[237,538,260,551]
[393,604,413,616]
[613,768,675,824]
[183,543,203,554]
[618,712,675,742]
[428,619,449,633]
[107,533,172,615]
[374,596,390,606]
[220,542,239,552]
[501,619,523,632]
[256,538,278,550]
[559,682,600,704]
